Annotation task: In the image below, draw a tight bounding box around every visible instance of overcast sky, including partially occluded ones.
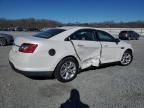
[0,0,144,22]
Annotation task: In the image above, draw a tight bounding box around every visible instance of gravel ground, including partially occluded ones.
[0,32,144,108]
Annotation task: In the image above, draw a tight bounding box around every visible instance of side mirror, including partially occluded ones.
[115,38,120,44]
[65,37,71,41]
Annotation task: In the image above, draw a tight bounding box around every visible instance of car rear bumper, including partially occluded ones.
[9,48,57,71]
[9,60,53,77]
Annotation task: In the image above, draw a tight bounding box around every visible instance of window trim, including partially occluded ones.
[65,29,98,41]
[33,29,65,39]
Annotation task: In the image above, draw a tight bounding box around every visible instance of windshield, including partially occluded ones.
[33,29,65,39]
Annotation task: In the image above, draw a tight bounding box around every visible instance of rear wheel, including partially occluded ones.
[0,38,7,46]
[128,36,131,40]
[54,57,79,82]
[120,50,133,66]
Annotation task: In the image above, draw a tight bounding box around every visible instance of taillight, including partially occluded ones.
[19,43,38,53]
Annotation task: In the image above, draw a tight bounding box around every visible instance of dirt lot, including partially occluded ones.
[0,32,144,108]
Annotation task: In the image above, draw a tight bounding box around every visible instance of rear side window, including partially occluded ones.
[70,29,96,41]
[119,31,127,36]
[33,29,65,39]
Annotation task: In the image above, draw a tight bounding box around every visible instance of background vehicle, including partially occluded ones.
[118,30,140,40]
[9,27,133,82]
[26,27,40,31]
[0,33,14,46]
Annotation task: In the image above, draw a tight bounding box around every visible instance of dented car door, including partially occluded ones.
[96,30,121,63]
[70,29,101,68]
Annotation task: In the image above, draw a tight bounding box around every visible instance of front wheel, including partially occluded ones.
[54,57,79,82]
[128,36,131,40]
[120,50,133,66]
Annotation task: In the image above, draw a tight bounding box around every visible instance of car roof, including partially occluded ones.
[120,30,135,32]
[49,27,101,41]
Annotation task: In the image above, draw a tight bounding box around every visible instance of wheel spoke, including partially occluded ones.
[0,39,6,46]
[60,69,67,77]
[60,61,76,80]
[64,72,69,79]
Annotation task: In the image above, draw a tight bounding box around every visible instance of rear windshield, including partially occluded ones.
[120,31,127,34]
[33,29,65,39]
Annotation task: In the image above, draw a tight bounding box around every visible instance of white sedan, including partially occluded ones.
[9,27,133,82]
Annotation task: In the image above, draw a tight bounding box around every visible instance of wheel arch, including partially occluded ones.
[119,48,133,61]
[125,48,133,54]
[121,48,133,58]
[56,55,79,68]
[52,55,80,76]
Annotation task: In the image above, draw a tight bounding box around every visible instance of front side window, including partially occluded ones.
[97,30,116,42]
[70,30,96,41]
[33,29,65,39]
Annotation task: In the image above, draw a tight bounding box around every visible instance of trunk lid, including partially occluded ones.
[12,36,43,53]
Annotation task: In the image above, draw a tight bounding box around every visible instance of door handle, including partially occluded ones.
[104,45,109,47]
[78,44,84,47]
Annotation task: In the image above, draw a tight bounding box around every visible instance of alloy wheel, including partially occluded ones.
[121,52,132,65]
[60,61,77,80]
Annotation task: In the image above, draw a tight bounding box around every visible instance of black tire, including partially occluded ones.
[128,36,131,40]
[120,50,133,66]
[0,38,7,46]
[54,57,79,82]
